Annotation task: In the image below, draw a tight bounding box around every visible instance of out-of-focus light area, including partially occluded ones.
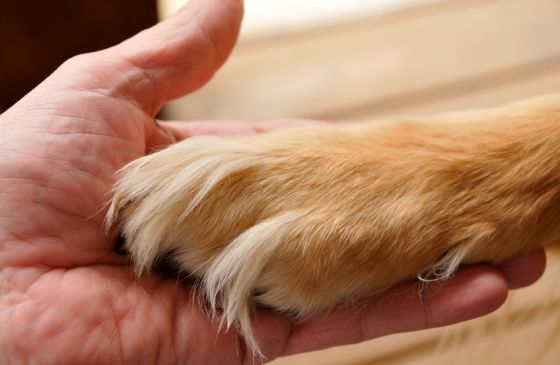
[159,0,428,39]
[159,0,560,125]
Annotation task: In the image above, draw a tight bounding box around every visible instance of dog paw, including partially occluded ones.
[106,107,557,353]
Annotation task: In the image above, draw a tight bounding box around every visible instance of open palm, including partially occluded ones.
[0,1,546,364]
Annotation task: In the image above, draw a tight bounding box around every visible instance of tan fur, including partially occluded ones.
[106,94,560,355]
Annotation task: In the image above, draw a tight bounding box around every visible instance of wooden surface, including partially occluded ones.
[162,0,560,364]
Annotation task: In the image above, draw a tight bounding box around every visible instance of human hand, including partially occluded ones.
[0,0,546,364]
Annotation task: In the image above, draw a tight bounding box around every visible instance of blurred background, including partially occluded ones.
[2,0,560,364]
[160,0,560,123]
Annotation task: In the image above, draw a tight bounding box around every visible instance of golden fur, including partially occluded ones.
[106,94,560,355]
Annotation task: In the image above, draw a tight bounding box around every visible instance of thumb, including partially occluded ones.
[55,0,243,115]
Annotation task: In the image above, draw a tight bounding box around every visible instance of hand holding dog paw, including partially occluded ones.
[0,0,545,363]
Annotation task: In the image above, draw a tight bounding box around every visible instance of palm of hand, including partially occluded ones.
[0,3,250,363]
[0,1,546,364]
[0,64,244,364]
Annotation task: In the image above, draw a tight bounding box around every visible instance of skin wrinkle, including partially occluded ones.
[172,294,196,365]
[0,145,115,193]
[1,189,90,226]
[133,283,160,365]
[0,174,102,204]
[81,94,146,141]
[45,89,150,151]
[1,133,116,219]
[0,223,33,253]
[0,270,50,361]
[0,241,42,269]
[60,268,124,364]
[0,220,99,248]
[153,326,162,365]
[115,57,165,117]
[149,122,177,152]
[106,295,126,365]
[152,286,181,364]
[10,243,100,271]
[0,211,113,269]
[154,294,183,364]
[167,299,179,365]
[192,14,220,75]
[417,292,436,330]
[107,277,134,359]
[0,269,42,309]
[281,318,316,356]
[71,64,152,113]
[5,307,24,365]
[0,139,115,171]
[27,98,95,115]
[42,126,131,143]
[93,302,126,364]
[150,284,181,365]
[45,269,92,360]
[41,109,104,135]
[271,320,294,364]
[53,54,145,109]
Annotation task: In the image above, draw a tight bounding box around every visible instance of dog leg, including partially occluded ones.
[106,94,560,354]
